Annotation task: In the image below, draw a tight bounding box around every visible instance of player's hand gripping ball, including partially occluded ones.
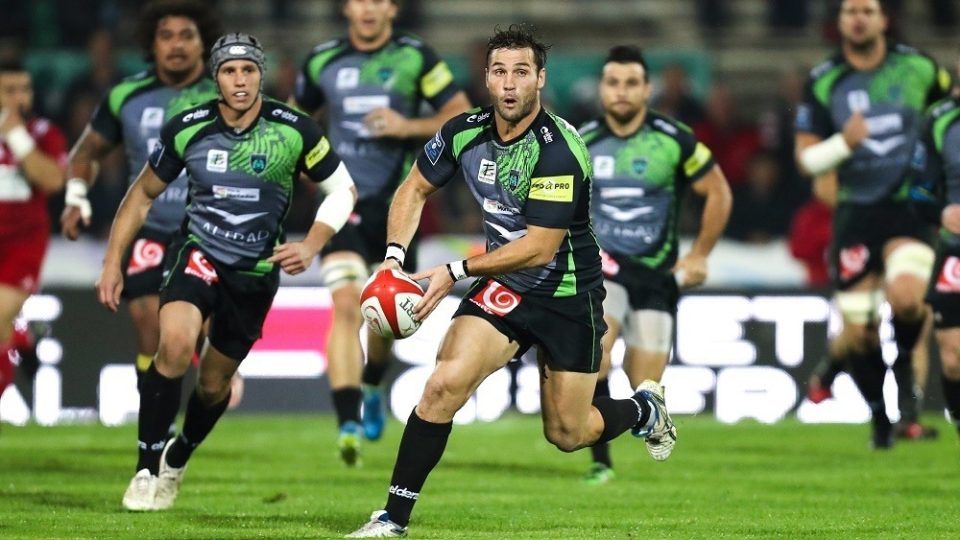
[360,269,425,339]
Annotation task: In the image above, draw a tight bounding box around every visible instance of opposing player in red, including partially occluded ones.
[0,60,67,402]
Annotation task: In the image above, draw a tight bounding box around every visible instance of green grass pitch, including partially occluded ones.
[1,414,958,539]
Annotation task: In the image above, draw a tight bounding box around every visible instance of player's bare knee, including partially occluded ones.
[885,283,925,320]
[418,373,467,421]
[543,423,585,453]
[155,333,195,374]
[196,373,231,404]
[331,287,364,328]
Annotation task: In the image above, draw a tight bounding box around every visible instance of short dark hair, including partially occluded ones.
[837,0,889,15]
[0,58,27,74]
[603,45,650,80]
[137,0,221,64]
[486,24,550,72]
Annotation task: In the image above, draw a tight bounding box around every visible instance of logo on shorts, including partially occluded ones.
[250,153,268,174]
[127,239,165,275]
[936,256,960,292]
[599,249,620,277]
[470,280,521,317]
[184,249,219,285]
[839,244,869,281]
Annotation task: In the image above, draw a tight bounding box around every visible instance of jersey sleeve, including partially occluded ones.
[298,119,342,183]
[294,55,327,112]
[926,62,954,106]
[795,78,834,138]
[417,43,461,109]
[88,94,124,145]
[675,126,715,183]
[148,118,186,183]
[524,143,588,229]
[415,120,459,187]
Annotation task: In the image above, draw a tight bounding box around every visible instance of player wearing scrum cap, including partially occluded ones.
[98,33,356,511]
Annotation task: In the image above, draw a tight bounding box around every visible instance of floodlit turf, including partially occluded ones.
[1,414,958,539]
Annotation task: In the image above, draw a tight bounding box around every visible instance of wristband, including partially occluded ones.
[798,133,852,176]
[5,125,35,160]
[385,243,406,266]
[446,259,469,281]
[65,178,93,220]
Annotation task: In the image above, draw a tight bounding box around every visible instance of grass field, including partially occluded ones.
[1,414,958,539]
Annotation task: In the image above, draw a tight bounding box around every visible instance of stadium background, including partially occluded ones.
[3,0,959,426]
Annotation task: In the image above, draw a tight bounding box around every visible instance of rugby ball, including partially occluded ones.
[360,269,425,339]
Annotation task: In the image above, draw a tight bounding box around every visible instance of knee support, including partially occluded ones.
[885,242,935,283]
[623,309,674,353]
[835,290,882,325]
[320,258,369,291]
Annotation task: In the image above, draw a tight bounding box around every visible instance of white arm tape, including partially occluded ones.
[799,133,852,176]
[315,163,356,232]
[65,177,92,220]
[5,125,36,160]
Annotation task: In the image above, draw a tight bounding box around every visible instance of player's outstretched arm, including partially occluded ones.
[380,163,438,273]
[676,164,732,289]
[61,126,116,239]
[364,91,471,140]
[96,164,166,312]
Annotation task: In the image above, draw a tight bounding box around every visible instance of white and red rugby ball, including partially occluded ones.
[360,269,425,339]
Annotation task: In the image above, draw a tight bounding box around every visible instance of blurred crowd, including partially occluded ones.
[4,0,958,290]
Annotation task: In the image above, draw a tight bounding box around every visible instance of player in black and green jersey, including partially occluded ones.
[578,46,732,485]
[61,0,221,392]
[909,94,960,442]
[293,0,471,459]
[96,34,356,512]
[795,0,950,448]
[347,25,676,539]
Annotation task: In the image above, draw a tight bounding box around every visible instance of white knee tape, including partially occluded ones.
[623,310,674,352]
[835,290,878,324]
[319,259,369,290]
[602,280,630,325]
[885,242,935,283]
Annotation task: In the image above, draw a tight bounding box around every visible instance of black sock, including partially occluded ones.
[384,410,452,527]
[361,360,390,388]
[593,393,650,444]
[941,375,960,432]
[892,314,924,356]
[892,315,923,422]
[332,387,362,426]
[137,363,183,474]
[589,379,612,468]
[817,353,847,389]
[847,347,890,427]
[165,390,231,469]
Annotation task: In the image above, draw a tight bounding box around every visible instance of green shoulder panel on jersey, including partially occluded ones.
[885,45,942,109]
[931,98,960,153]
[108,71,158,117]
[306,39,350,83]
[171,100,218,157]
[356,33,426,99]
[546,111,591,178]
[577,119,604,145]
[810,57,848,107]
[452,107,490,159]
[164,78,219,121]
[396,33,453,98]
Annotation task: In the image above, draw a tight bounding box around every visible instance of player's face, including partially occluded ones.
[343,0,397,43]
[486,47,545,124]
[600,62,650,125]
[838,0,887,49]
[217,60,261,113]
[0,72,33,116]
[153,16,205,77]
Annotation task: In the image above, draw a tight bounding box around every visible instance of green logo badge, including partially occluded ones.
[632,158,648,175]
[251,153,267,174]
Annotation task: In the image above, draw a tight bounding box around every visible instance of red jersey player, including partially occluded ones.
[0,60,66,402]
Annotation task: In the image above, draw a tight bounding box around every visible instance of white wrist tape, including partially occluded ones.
[5,125,35,160]
[315,163,356,232]
[65,178,92,220]
[799,133,852,176]
[446,260,469,281]
[385,243,406,266]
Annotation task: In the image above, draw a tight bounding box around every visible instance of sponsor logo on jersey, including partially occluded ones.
[529,175,574,202]
[477,159,497,184]
[201,221,271,243]
[684,142,713,177]
[203,205,269,225]
[183,108,210,123]
[470,280,522,317]
[184,249,219,285]
[466,111,491,123]
[336,67,359,89]
[865,113,903,136]
[250,153,268,174]
[424,131,445,165]
[482,198,518,215]
[593,155,615,179]
[305,137,331,169]
[206,149,229,173]
[343,94,389,115]
[213,185,260,201]
[839,244,870,281]
[140,107,165,129]
[847,90,870,113]
[420,62,454,97]
[506,170,520,190]
[653,118,678,135]
[388,485,419,500]
[539,126,554,143]
[936,256,960,292]
[271,108,299,123]
[127,239,165,275]
[149,142,166,168]
[632,158,648,175]
[861,135,907,156]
